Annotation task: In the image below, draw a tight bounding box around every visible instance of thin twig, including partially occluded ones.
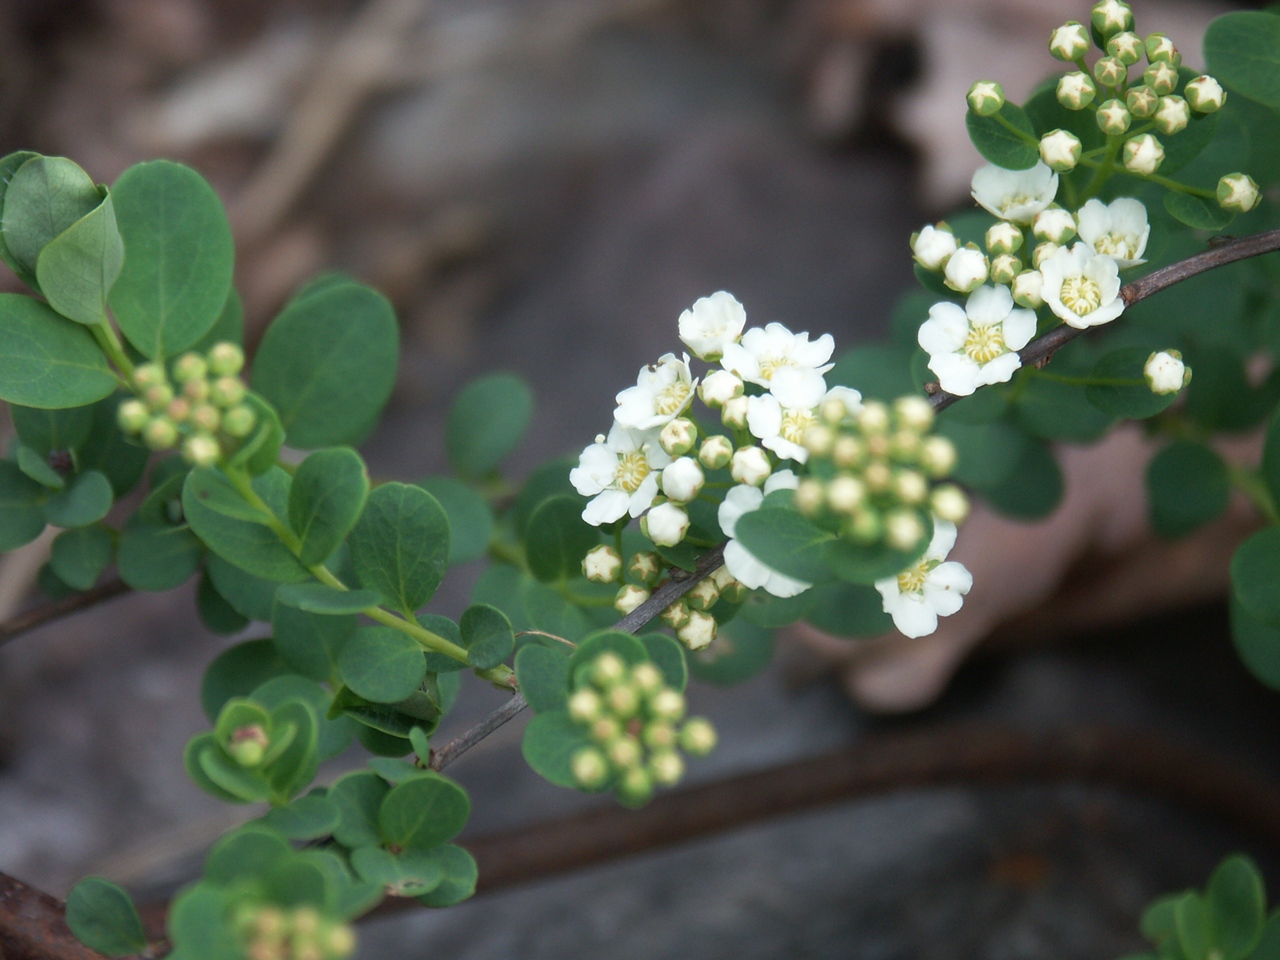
[0,577,132,649]
[925,228,1280,412]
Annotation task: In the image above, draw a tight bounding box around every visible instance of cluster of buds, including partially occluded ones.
[231,903,355,960]
[795,394,968,553]
[567,652,717,804]
[116,342,257,466]
[586,545,745,651]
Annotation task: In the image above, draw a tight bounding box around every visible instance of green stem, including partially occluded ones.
[1228,466,1280,525]
[91,322,137,382]
[1140,172,1216,200]
[1079,135,1123,201]
[993,112,1040,145]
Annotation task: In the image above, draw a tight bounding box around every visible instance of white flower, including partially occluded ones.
[698,369,744,408]
[1039,129,1081,172]
[661,457,705,503]
[1144,350,1189,395]
[678,291,747,362]
[646,502,690,547]
[971,162,1059,225]
[874,519,972,639]
[729,445,772,486]
[1123,134,1165,176]
[614,353,698,430]
[571,423,672,525]
[943,247,989,293]
[721,322,834,391]
[1075,198,1149,268]
[1039,243,1125,329]
[912,224,958,270]
[718,471,811,598]
[745,367,829,463]
[918,285,1036,396]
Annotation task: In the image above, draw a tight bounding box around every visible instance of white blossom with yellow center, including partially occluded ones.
[1040,243,1125,329]
[571,423,672,525]
[971,161,1059,225]
[747,375,863,464]
[720,322,834,394]
[678,291,747,362]
[718,471,812,598]
[614,353,698,431]
[1075,197,1149,268]
[874,519,973,638]
[918,284,1037,396]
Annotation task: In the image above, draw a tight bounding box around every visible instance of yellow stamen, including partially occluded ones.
[1093,235,1137,260]
[963,323,1005,364]
[1060,276,1102,316]
[616,451,650,493]
[654,381,691,417]
[896,560,931,594]
[780,408,818,445]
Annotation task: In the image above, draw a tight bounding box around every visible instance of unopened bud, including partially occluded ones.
[730,446,772,486]
[144,383,174,411]
[1143,61,1178,96]
[911,224,957,271]
[893,469,929,505]
[685,577,720,611]
[607,736,643,769]
[133,363,166,390]
[989,254,1021,285]
[593,652,627,686]
[1039,129,1082,172]
[614,583,651,615]
[1093,56,1128,89]
[1184,75,1225,113]
[191,404,221,433]
[832,434,865,469]
[590,716,622,743]
[1049,21,1090,61]
[568,688,603,723]
[985,222,1023,256]
[863,460,893,494]
[1218,173,1261,213]
[1106,31,1143,65]
[795,478,825,516]
[967,80,1005,117]
[658,418,695,456]
[1096,98,1132,135]
[172,353,207,383]
[606,682,641,719]
[227,724,270,767]
[183,377,210,403]
[680,717,717,755]
[661,457,705,503]
[207,342,245,376]
[893,395,935,432]
[617,766,653,804]
[1033,242,1062,269]
[166,398,192,423]
[1091,0,1133,37]
[659,599,691,630]
[847,509,883,545]
[1123,134,1165,175]
[1144,349,1190,395]
[1154,95,1190,135]
[645,502,690,546]
[644,722,678,750]
[676,610,717,650]
[920,435,958,477]
[650,689,687,722]
[1012,269,1044,308]
[143,417,178,450]
[930,484,971,524]
[1033,208,1077,244]
[649,750,685,786]
[183,433,221,467]
[943,246,989,293]
[698,369,744,408]
[1126,85,1159,118]
[803,424,835,457]
[117,399,149,433]
[583,544,623,583]
[721,396,749,429]
[629,551,663,586]
[698,435,733,470]
[210,376,247,408]
[826,475,866,514]
[885,509,926,551]
[222,405,257,438]
[1056,72,1097,110]
[857,400,891,435]
[631,663,664,693]
[1142,32,1179,64]
[572,746,609,786]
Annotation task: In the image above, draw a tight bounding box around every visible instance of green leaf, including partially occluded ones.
[205,554,278,620]
[687,618,774,686]
[1175,892,1213,960]
[182,733,245,804]
[198,744,272,803]
[193,286,244,353]
[1234,588,1280,690]
[568,630,647,679]
[981,438,1064,520]
[512,457,577,538]
[521,577,592,641]
[521,711,593,788]
[936,417,1027,489]
[1163,192,1235,231]
[460,603,514,669]
[1,156,100,286]
[271,604,354,680]
[1086,348,1178,419]
[733,507,835,583]
[44,469,112,527]
[17,443,64,489]
[348,482,449,612]
[1014,376,1113,443]
[288,447,369,566]
[525,495,599,582]
[76,394,150,497]
[1204,11,1280,110]
[737,588,816,628]
[804,580,893,637]
[446,372,533,478]
[0,460,48,550]
[262,698,319,800]
[49,525,112,590]
[11,403,94,455]
[167,883,241,960]
[66,877,147,956]
[414,845,478,908]
[1146,441,1230,539]
[1248,913,1280,960]
[182,467,309,582]
[1261,405,1280,508]
[200,638,289,721]
[515,643,571,712]
[416,476,494,564]
[1231,529,1280,625]
[196,571,249,635]
[338,626,428,703]
[204,826,290,885]
[350,846,444,897]
[276,582,380,615]
[0,294,116,408]
[965,102,1039,169]
[825,515,932,585]
[1206,854,1265,960]
[225,391,285,478]
[36,192,123,326]
[638,632,687,691]
[330,770,390,848]
[251,674,355,762]
[250,279,399,448]
[108,160,234,358]
[379,773,470,850]
[0,151,41,287]
[116,521,202,591]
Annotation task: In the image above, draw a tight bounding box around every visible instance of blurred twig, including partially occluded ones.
[0,577,132,650]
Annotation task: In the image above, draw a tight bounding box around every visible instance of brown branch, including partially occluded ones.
[925,228,1280,412]
[0,577,131,649]
[0,872,136,960]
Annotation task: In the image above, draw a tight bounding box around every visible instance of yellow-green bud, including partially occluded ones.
[592,652,627,687]
[893,395,934,432]
[208,342,245,376]
[659,417,697,457]
[1056,72,1096,110]
[1091,0,1133,37]
[650,688,687,722]
[863,460,892,494]
[227,723,270,767]
[210,376,247,408]
[1184,75,1225,113]
[326,925,356,957]
[729,446,771,487]
[1049,21,1090,61]
[1012,270,1044,309]
[1144,32,1180,65]
[888,429,920,461]
[856,400,890,435]
[143,417,178,450]
[292,908,321,937]
[680,717,717,756]
[607,735,643,769]
[659,599,691,630]
[1218,173,1261,213]
[1039,129,1082,173]
[1126,84,1159,118]
[930,484,971,524]
[985,222,1023,256]
[191,404,221,433]
[1106,31,1143,65]
[614,583,651,615]
[222,405,258,437]
[606,683,641,719]
[719,578,748,604]
[144,383,174,411]
[590,716,622,743]
[1123,133,1165,175]
[183,377,211,404]
[1096,98,1132,135]
[847,509,883,545]
[1093,56,1127,88]
[117,399,150,433]
[826,475,866,514]
[631,662,664,693]
[697,435,733,470]
[885,509,926,551]
[1033,208,1077,245]
[721,396,749,429]
[967,80,1005,117]
[832,434,865,469]
[795,478,825,516]
[166,398,192,423]
[989,253,1021,286]
[686,577,720,611]
[617,766,653,804]
[572,746,610,788]
[676,610,717,651]
[820,396,852,425]
[643,722,678,750]
[568,689,603,723]
[803,424,835,458]
[1153,95,1189,135]
[172,352,207,383]
[183,433,221,467]
[649,750,685,786]
[920,435,958,477]
[1143,60,1178,96]
[133,362,166,389]
[583,544,623,583]
[892,469,929,506]
[628,551,663,586]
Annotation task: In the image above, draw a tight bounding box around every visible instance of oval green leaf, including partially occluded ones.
[0,294,116,408]
[1204,11,1280,110]
[348,482,450,613]
[36,193,123,326]
[965,102,1039,169]
[43,469,112,528]
[446,372,533,478]
[460,603,514,670]
[1146,441,1230,539]
[66,877,147,956]
[338,626,428,703]
[1086,347,1178,419]
[524,495,599,583]
[521,710,593,788]
[288,447,369,566]
[514,643,571,713]
[182,467,309,582]
[378,773,471,850]
[2,156,100,286]
[1231,528,1280,626]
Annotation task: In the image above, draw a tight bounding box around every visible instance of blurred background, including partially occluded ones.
[4,0,1280,957]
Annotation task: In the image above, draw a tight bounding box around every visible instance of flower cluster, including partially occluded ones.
[567,652,716,805]
[116,342,257,466]
[231,903,355,960]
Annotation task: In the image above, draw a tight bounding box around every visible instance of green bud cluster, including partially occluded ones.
[231,903,356,960]
[117,342,257,466]
[613,552,742,650]
[796,394,969,553]
[567,652,717,804]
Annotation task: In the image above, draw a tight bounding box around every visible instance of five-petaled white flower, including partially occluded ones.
[614,353,698,430]
[970,161,1059,224]
[678,291,747,362]
[571,423,671,525]
[718,471,811,598]
[1040,243,1125,329]
[918,285,1036,396]
[721,322,834,393]
[746,375,864,464]
[875,519,972,638]
[1075,198,1149,268]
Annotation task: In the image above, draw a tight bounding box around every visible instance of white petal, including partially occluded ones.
[627,473,661,517]
[823,385,863,415]
[746,394,783,442]
[926,518,958,559]
[761,567,813,598]
[764,469,800,494]
[583,490,630,525]
[723,538,772,589]
[929,353,981,396]
[977,352,1022,386]
[1074,198,1109,246]
[888,595,939,638]
[964,284,1014,325]
[718,484,763,538]
[1001,308,1037,351]
[720,341,758,381]
[570,444,617,495]
[919,302,969,354]
[770,366,827,409]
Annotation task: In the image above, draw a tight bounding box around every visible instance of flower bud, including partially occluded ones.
[857,400,891,435]
[650,689,687,722]
[592,652,627,687]
[632,663,664,693]
[676,610,717,651]
[989,254,1021,286]
[1049,21,1090,61]
[165,398,192,425]
[892,469,929,506]
[607,735,643,769]
[183,433,221,467]
[1056,72,1097,110]
[590,716,622,743]
[919,435,958,477]
[795,478,825,516]
[892,395,933,432]
[117,399,150,433]
[930,484,971,524]
[967,80,1005,117]
[606,682,641,719]
[659,599,691,630]
[568,688,603,723]
[143,417,178,450]
[572,747,610,788]
[1123,134,1165,175]
[1184,75,1226,113]
[885,509,926,552]
[644,722,677,750]
[1107,31,1143,65]
[1012,270,1044,308]
[1153,95,1190,135]
[1143,61,1178,96]
[698,369,744,408]
[697,435,734,470]
[1039,130,1082,172]
[1093,57,1127,88]
[820,392,857,425]
[183,377,210,404]
[583,544,623,583]
[661,457,705,504]
[1091,0,1133,37]
[1033,208,1077,244]
[832,434,865,469]
[207,342,245,376]
[191,404,221,434]
[644,503,689,547]
[910,223,957,271]
[628,551,663,586]
[943,245,989,293]
[1144,349,1190,395]
[730,445,772,486]
[617,766,653,804]
[144,383,174,411]
[719,577,747,604]
[721,396,749,429]
[210,376,247,408]
[1143,32,1180,65]
[803,424,835,458]
[227,724,270,767]
[1218,173,1261,213]
[680,717,718,755]
[173,352,208,384]
[826,475,867,514]
[649,750,685,786]
[1032,241,1061,269]
[659,418,696,457]
[985,222,1023,256]
[863,459,892,494]
[1096,98,1132,135]
[326,924,356,958]
[222,405,257,438]
[846,508,883,545]
[1126,84,1159,118]
[686,577,720,611]
[133,362,167,390]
